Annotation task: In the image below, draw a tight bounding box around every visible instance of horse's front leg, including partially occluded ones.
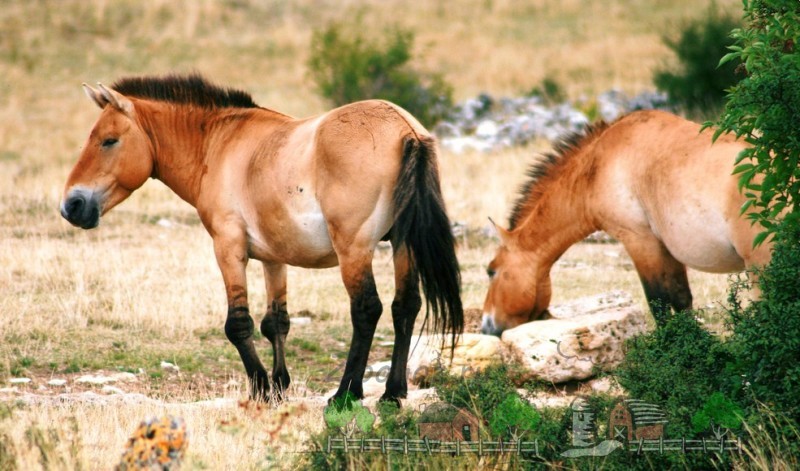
[332,249,383,401]
[260,262,291,399]
[213,236,270,401]
[621,234,692,325]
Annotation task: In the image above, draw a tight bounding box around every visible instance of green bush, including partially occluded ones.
[714,1,800,241]
[308,21,453,127]
[431,362,519,423]
[615,311,735,437]
[727,228,800,424]
[654,6,741,116]
[613,312,738,469]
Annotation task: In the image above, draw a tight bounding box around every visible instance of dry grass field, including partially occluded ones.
[0,0,743,468]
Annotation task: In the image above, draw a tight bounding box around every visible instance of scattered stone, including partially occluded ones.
[435,90,672,153]
[289,317,312,326]
[102,385,125,395]
[160,361,180,372]
[76,375,114,385]
[76,372,138,385]
[112,372,138,382]
[9,377,31,384]
[48,379,68,387]
[0,387,18,394]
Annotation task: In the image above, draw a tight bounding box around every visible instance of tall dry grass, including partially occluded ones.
[0,0,742,468]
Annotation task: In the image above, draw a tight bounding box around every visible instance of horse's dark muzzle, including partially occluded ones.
[61,190,100,229]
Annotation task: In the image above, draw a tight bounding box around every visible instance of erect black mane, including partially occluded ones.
[507,120,610,230]
[111,73,259,109]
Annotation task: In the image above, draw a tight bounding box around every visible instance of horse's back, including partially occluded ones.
[312,100,432,240]
[594,110,761,271]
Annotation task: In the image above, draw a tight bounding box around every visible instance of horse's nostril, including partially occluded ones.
[66,197,85,217]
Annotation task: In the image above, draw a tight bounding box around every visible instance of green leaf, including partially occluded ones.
[753,230,770,248]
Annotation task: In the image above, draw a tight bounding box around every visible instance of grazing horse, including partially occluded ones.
[61,74,463,404]
[481,110,770,335]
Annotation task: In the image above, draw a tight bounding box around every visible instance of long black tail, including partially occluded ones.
[392,135,463,347]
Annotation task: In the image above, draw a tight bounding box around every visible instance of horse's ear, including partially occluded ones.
[488,217,512,246]
[97,83,134,117]
[83,83,107,109]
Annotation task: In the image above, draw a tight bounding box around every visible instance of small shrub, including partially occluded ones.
[654,6,741,116]
[308,21,453,127]
[727,227,800,424]
[527,76,566,105]
[488,393,541,440]
[431,362,519,422]
[615,310,735,438]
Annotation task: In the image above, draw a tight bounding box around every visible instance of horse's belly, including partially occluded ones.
[662,225,745,273]
[289,211,338,267]
[248,210,338,268]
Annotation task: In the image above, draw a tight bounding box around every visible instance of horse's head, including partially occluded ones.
[481,220,551,336]
[60,84,152,229]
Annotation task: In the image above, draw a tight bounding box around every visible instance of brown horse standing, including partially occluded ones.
[481,110,770,335]
[61,74,462,403]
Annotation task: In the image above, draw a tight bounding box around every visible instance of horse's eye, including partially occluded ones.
[101,138,118,148]
[487,268,496,279]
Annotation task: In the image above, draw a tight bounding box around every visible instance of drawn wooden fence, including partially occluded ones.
[325,436,741,456]
[326,436,539,456]
[627,437,742,454]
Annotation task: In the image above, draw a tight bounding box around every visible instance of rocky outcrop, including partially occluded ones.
[501,292,651,383]
[434,90,670,153]
[406,333,502,385]
[395,291,650,387]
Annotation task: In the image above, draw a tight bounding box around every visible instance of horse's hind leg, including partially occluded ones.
[260,262,291,400]
[622,235,693,325]
[331,244,383,401]
[381,243,422,405]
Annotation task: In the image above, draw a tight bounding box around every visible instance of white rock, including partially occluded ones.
[110,372,138,382]
[547,290,634,319]
[475,119,500,138]
[501,296,650,384]
[76,372,138,385]
[290,317,312,325]
[407,333,501,385]
[9,377,31,384]
[160,361,180,372]
[48,379,68,387]
[76,375,115,385]
[101,385,125,395]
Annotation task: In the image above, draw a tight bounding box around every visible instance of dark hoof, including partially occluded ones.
[328,390,362,408]
[378,394,402,408]
[249,375,271,403]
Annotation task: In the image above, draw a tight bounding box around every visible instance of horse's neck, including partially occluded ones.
[515,176,596,268]
[141,104,245,207]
